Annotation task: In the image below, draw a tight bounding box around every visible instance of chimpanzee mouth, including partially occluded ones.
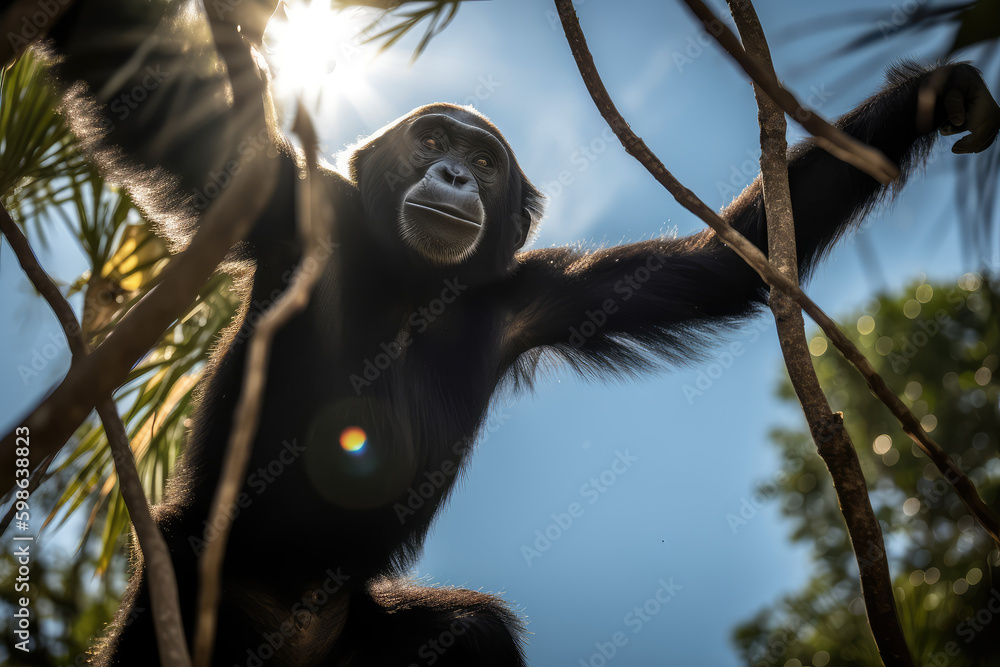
[404,201,483,229]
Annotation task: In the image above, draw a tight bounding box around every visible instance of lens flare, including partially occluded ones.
[340,426,367,453]
[263,1,379,105]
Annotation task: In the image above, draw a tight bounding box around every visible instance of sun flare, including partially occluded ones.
[263,1,378,105]
[340,426,367,454]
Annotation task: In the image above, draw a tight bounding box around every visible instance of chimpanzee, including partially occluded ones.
[38,0,1000,664]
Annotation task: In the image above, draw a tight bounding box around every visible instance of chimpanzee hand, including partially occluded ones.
[934,64,1000,154]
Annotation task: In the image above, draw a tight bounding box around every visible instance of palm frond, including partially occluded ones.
[344,0,473,61]
[47,273,239,571]
[0,51,88,237]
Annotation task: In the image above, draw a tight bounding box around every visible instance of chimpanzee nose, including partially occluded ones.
[432,161,473,189]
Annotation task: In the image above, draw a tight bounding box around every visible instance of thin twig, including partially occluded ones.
[192,102,333,664]
[551,0,1000,547]
[728,1,913,664]
[96,399,191,667]
[820,320,1000,545]
[189,8,288,663]
[0,84,280,497]
[681,0,899,185]
[0,205,192,667]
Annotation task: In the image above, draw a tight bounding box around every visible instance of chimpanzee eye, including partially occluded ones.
[422,136,442,150]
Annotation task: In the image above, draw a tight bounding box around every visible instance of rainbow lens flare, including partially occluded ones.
[340,426,367,453]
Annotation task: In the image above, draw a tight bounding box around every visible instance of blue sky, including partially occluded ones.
[2,0,999,664]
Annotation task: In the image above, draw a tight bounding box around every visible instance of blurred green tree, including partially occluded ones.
[733,273,1000,667]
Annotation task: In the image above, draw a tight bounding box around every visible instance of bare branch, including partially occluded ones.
[0,80,280,497]
[552,0,1000,541]
[192,101,334,665]
[680,0,899,185]
[0,204,191,666]
[728,1,913,664]
[814,300,1000,545]
[186,8,301,663]
[97,399,192,667]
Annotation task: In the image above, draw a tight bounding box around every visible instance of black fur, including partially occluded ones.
[40,0,994,664]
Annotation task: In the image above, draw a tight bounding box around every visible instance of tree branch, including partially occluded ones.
[680,0,899,185]
[191,100,335,665]
[0,204,191,667]
[550,0,999,547]
[0,76,281,498]
[727,1,913,664]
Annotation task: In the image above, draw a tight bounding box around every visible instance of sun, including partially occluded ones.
[262,0,378,106]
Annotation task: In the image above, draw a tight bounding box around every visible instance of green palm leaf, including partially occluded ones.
[0,51,88,239]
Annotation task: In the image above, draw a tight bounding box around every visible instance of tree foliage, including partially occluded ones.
[734,274,1000,667]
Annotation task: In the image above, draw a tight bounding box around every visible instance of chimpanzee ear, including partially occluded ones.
[347,141,375,185]
[516,172,545,251]
[345,121,400,186]
[512,210,534,251]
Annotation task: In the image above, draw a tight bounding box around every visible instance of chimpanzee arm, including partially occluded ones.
[43,0,294,251]
[505,63,1000,379]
